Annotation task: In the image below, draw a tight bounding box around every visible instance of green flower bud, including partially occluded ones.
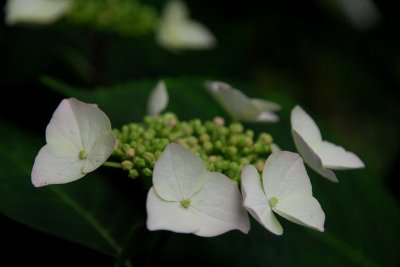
[143,168,153,176]
[133,157,146,168]
[259,133,273,144]
[122,160,134,171]
[226,146,238,157]
[203,141,213,152]
[128,169,139,179]
[199,133,210,143]
[229,122,244,134]
[143,129,156,140]
[143,152,156,167]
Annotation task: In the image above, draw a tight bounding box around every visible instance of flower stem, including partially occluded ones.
[103,161,123,168]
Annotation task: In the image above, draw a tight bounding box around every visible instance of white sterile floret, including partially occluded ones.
[156,0,216,51]
[291,105,365,182]
[31,98,116,187]
[146,143,250,236]
[205,81,280,123]
[147,80,169,116]
[5,0,72,25]
[241,151,325,235]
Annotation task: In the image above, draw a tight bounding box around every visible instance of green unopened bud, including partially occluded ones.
[199,133,210,143]
[255,160,265,172]
[133,157,146,168]
[128,169,139,179]
[143,152,156,167]
[229,123,244,134]
[143,129,156,140]
[187,136,198,146]
[238,136,253,148]
[226,146,238,157]
[259,133,273,144]
[217,126,229,137]
[136,144,146,155]
[203,141,213,152]
[122,160,134,171]
[142,168,153,176]
[245,129,254,138]
[253,143,264,153]
[228,135,240,145]
[214,140,223,151]
[182,123,193,135]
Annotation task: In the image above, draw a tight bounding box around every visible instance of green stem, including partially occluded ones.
[103,161,123,168]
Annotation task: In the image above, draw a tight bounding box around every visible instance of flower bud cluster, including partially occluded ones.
[67,0,157,36]
[112,113,274,181]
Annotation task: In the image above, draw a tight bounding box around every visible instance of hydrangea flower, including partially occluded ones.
[205,81,280,123]
[291,105,365,182]
[146,143,250,236]
[147,80,169,116]
[31,98,116,187]
[5,0,72,25]
[241,151,325,235]
[156,0,216,51]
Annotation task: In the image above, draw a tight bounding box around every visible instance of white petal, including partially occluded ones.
[31,145,85,187]
[273,193,325,232]
[147,80,169,116]
[5,0,71,25]
[315,141,365,170]
[153,143,207,201]
[256,111,279,122]
[205,81,279,123]
[46,98,115,158]
[83,131,116,173]
[206,81,256,120]
[190,172,250,237]
[291,105,322,146]
[146,187,200,234]
[241,165,283,235]
[292,130,338,182]
[262,151,313,199]
[156,0,216,50]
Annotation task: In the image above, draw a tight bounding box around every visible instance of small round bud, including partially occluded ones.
[133,157,146,168]
[226,146,238,157]
[142,168,153,176]
[213,116,225,126]
[259,133,273,144]
[125,148,136,158]
[255,160,265,172]
[203,141,213,152]
[229,123,244,134]
[122,160,134,171]
[128,169,139,179]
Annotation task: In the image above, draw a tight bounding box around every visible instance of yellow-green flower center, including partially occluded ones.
[181,198,191,209]
[79,150,88,160]
[269,197,278,207]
